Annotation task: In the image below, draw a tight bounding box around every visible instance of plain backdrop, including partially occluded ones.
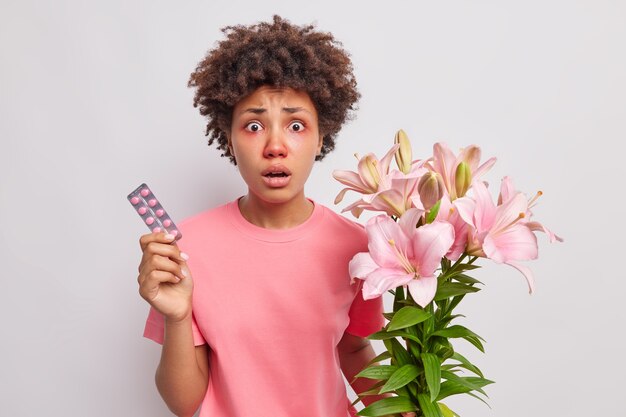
[1,1,624,416]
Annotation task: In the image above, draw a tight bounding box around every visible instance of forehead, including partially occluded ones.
[234,85,316,112]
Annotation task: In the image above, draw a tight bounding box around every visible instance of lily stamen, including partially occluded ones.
[388,239,416,274]
[529,190,543,208]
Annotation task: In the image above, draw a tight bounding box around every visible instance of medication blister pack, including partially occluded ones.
[127,183,182,241]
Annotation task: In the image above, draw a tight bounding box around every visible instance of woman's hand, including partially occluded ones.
[137,232,193,322]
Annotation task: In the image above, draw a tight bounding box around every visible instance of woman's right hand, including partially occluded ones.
[137,232,193,322]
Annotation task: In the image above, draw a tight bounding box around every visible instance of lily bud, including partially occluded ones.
[394,129,413,174]
[417,171,445,210]
[454,161,472,198]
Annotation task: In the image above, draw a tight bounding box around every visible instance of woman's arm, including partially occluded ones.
[155,317,210,417]
[337,332,388,407]
[338,332,416,417]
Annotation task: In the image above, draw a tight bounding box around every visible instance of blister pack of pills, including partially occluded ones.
[127,183,182,241]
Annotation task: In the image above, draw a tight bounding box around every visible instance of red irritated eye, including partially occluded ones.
[245,122,263,132]
[289,121,304,132]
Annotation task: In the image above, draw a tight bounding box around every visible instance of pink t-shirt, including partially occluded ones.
[144,198,384,417]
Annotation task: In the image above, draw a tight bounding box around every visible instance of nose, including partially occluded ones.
[263,129,288,159]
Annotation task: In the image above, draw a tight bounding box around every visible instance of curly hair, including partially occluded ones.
[187,15,360,165]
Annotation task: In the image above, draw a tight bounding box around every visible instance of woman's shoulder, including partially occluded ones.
[177,200,232,233]
[318,203,366,236]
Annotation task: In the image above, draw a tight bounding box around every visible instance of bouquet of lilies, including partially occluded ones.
[333,131,562,417]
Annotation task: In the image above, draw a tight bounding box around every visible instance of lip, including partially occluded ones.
[261,164,292,176]
[261,164,292,188]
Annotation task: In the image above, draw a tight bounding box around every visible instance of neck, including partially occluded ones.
[237,192,314,229]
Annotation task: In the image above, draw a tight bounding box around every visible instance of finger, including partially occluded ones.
[139,269,181,296]
[139,231,176,251]
[142,239,188,264]
[143,254,188,281]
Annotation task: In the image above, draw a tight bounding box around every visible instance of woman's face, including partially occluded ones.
[228,85,323,206]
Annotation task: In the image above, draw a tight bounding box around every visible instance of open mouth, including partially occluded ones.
[262,166,292,187]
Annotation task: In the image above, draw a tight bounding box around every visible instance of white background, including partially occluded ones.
[1,1,624,416]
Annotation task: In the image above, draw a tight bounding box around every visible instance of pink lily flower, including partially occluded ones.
[332,144,399,206]
[454,179,561,293]
[498,176,563,244]
[359,168,426,218]
[426,143,497,200]
[349,209,455,307]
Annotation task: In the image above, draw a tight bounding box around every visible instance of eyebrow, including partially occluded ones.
[238,107,312,116]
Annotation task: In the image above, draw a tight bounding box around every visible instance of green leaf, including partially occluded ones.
[383,312,395,321]
[368,330,423,345]
[366,351,392,367]
[452,274,483,285]
[441,370,489,396]
[350,381,385,406]
[393,285,405,311]
[387,306,432,331]
[449,352,484,377]
[357,396,416,416]
[430,325,485,342]
[456,263,481,272]
[438,402,460,417]
[463,335,485,353]
[422,353,441,401]
[389,338,413,366]
[417,393,444,417]
[379,364,421,393]
[437,377,495,401]
[354,365,398,380]
[434,282,480,301]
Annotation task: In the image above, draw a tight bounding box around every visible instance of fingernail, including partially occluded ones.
[164,233,175,240]
[180,252,189,261]
[181,267,189,278]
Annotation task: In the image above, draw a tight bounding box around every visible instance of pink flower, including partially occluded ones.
[498,176,563,244]
[349,209,455,307]
[454,179,561,293]
[332,145,400,218]
[434,195,468,261]
[426,143,497,200]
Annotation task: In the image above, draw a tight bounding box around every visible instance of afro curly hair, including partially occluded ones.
[187,15,360,165]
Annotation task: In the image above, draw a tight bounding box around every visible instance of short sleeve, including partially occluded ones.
[143,306,206,346]
[345,280,385,338]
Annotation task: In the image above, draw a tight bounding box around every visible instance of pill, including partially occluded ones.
[163,219,172,227]
[140,189,150,197]
[130,197,140,205]
[156,209,164,217]
[146,217,154,225]
[152,227,162,233]
[148,199,157,207]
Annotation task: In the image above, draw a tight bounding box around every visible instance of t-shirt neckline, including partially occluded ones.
[227,197,324,242]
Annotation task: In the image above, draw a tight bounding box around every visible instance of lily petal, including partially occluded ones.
[505,261,536,294]
[407,275,438,307]
[412,221,455,276]
[498,176,516,205]
[365,215,412,269]
[349,252,380,283]
[483,224,538,263]
[398,207,424,232]
[470,181,496,232]
[473,156,497,182]
[362,268,415,300]
[332,169,368,191]
[526,221,564,243]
